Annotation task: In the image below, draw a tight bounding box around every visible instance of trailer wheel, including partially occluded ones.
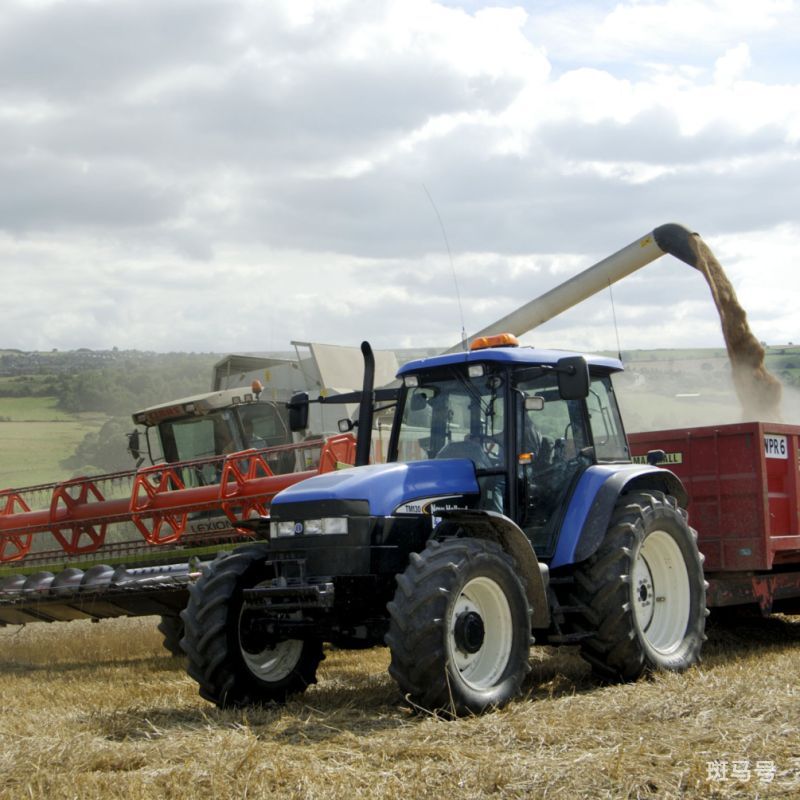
[157,614,184,657]
[180,544,323,708]
[386,538,531,716]
[571,491,706,681]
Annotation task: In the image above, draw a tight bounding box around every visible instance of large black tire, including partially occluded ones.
[570,490,707,681]
[157,614,184,657]
[180,544,324,708]
[386,538,532,716]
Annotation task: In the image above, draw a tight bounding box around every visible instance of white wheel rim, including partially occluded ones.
[240,638,304,682]
[239,598,303,682]
[632,530,691,655]
[447,576,513,690]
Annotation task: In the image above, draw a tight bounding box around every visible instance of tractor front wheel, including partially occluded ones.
[386,538,532,716]
[180,544,323,708]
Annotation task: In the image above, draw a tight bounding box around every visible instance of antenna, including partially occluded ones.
[423,184,468,351]
[608,280,623,363]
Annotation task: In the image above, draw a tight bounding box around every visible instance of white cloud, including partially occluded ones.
[594,0,791,59]
[714,43,751,85]
[0,0,798,358]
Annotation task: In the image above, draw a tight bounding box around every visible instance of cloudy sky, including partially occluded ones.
[2,0,799,355]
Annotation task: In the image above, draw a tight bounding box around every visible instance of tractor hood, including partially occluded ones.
[270,459,480,518]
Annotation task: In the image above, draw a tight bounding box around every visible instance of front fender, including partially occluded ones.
[550,464,687,569]
[433,509,550,629]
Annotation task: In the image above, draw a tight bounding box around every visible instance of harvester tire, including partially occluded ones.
[180,544,323,708]
[570,491,707,681]
[386,538,531,716]
[157,614,184,657]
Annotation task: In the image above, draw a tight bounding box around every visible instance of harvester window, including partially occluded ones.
[159,411,242,486]
[239,404,291,449]
[167,418,216,460]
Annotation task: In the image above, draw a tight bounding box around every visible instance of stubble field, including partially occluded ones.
[1,613,799,800]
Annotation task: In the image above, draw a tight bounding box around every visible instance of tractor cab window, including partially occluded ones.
[515,372,591,555]
[587,376,629,462]
[397,368,505,470]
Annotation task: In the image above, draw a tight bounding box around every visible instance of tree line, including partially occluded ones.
[57,355,223,475]
[1,352,220,415]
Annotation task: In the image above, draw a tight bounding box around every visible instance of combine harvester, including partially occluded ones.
[0,343,398,649]
[129,340,400,474]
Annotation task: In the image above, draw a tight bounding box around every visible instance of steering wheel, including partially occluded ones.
[475,434,503,464]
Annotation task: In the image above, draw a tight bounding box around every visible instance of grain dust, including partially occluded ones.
[686,233,782,421]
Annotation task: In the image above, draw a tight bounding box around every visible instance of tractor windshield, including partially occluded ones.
[395,367,505,468]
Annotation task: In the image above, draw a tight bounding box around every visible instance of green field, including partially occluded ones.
[0,396,77,422]
[0,396,107,488]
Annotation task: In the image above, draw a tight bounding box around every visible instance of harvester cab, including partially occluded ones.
[130,386,295,483]
[128,341,401,477]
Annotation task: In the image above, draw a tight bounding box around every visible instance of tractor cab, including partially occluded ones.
[388,334,630,559]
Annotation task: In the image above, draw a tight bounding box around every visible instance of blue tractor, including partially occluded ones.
[181,334,706,715]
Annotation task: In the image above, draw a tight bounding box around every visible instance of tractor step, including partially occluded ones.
[243,581,335,611]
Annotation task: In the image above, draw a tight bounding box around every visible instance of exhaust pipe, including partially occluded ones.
[355,341,375,467]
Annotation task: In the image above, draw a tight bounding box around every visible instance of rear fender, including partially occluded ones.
[433,509,550,628]
[551,464,687,569]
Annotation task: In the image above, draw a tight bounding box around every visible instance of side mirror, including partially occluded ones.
[338,418,355,433]
[525,395,545,412]
[647,449,666,465]
[410,392,429,412]
[556,356,589,400]
[288,392,309,432]
[127,430,141,460]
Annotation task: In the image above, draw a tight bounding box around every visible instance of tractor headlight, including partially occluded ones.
[273,521,296,537]
[271,517,348,537]
[323,517,348,534]
[305,517,349,535]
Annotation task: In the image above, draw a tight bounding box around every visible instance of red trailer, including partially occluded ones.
[628,422,800,613]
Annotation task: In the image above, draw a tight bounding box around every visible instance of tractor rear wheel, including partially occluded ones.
[571,491,707,681]
[180,544,323,708]
[386,538,532,716]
